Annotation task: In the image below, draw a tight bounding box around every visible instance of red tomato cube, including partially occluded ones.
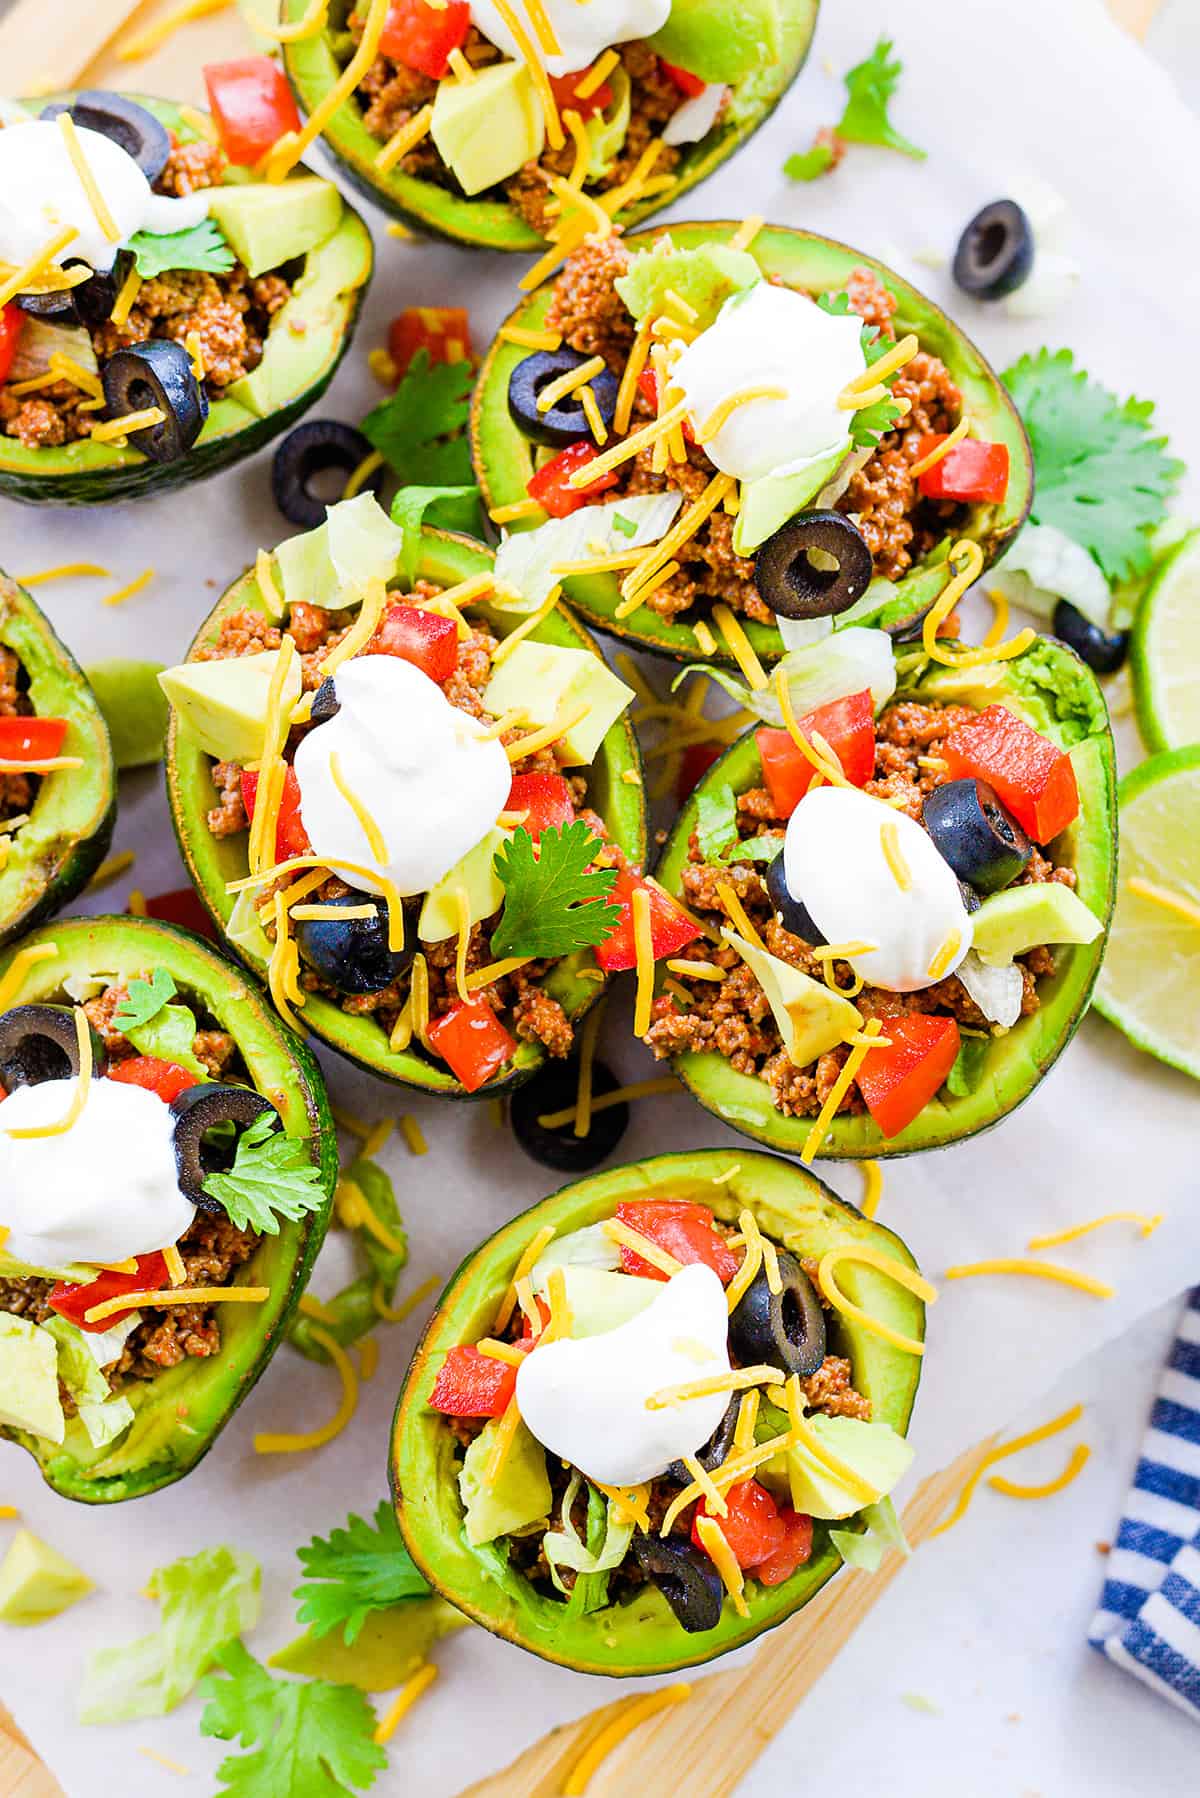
[203,58,299,166]
[755,690,876,819]
[854,1015,961,1139]
[942,704,1079,843]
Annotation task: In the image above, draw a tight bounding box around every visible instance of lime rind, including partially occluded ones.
[1130,526,1200,753]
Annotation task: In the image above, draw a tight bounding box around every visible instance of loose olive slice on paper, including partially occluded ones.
[629,1534,723,1634]
[952,199,1035,301]
[728,1248,826,1379]
[755,512,873,622]
[0,1003,107,1089]
[510,1056,629,1173]
[271,420,377,529]
[169,1083,278,1212]
[101,339,208,463]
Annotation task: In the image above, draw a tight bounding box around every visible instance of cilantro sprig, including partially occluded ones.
[201,1641,386,1798]
[201,1112,327,1236]
[361,349,474,488]
[818,292,905,447]
[785,38,924,183]
[128,218,235,281]
[295,1501,431,1645]
[491,823,619,959]
[114,967,176,1032]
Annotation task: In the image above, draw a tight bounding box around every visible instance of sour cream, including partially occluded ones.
[469,0,668,80]
[672,282,866,485]
[0,120,208,273]
[293,656,511,899]
[515,1263,732,1488]
[0,1077,193,1267]
[783,786,972,992]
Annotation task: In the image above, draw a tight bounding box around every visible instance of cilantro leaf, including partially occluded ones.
[295,1501,431,1645]
[1001,347,1183,584]
[835,39,925,161]
[389,483,482,584]
[727,835,782,864]
[817,292,904,448]
[784,143,836,183]
[201,1641,386,1798]
[694,784,739,862]
[491,823,619,959]
[128,218,235,280]
[114,967,177,1032]
[201,1112,327,1235]
[361,349,474,488]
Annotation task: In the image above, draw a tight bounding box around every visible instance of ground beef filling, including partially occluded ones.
[644,700,1076,1120]
[0,646,36,825]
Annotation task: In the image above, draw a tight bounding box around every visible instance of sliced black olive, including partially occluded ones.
[41,92,171,184]
[766,849,826,946]
[0,1004,107,1089]
[754,511,874,621]
[1053,599,1129,676]
[922,778,1031,894]
[294,892,414,997]
[101,339,208,464]
[309,677,341,725]
[729,1249,826,1379]
[952,200,1034,301]
[510,1056,628,1172]
[665,1395,740,1486]
[272,420,377,528]
[169,1083,279,1212]
[17,251,133,329]
[629,1534,723,1634]
[15,273,83,323]
[507,349,619,447]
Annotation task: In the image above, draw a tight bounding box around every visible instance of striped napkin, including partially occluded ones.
[1089,1289,1200,1716]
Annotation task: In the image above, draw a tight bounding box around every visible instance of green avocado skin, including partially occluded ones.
[164,528,647,1098]
[472,222,1034,668]
[390,1148,925,1675]
[0,915,338,1503]
[655,638,1117,1158]
[0,96,373,507]
[0,572,115,945]
[281,0,819,247]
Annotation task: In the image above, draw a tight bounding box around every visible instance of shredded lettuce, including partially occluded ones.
[991,521,1111,626]
[674,625,896,724]
[829,1497,910,1572]
[529,1223,621,1290]
[955,949,1023,1027]
[494,493,683,613]
[544,1472,635,1597]
[41,1317,134,1450]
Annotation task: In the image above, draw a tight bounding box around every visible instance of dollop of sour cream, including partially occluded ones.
[672,282,867,485]
[516,1263,732,1488]
[293,656,511,898]
[469,0,669,80]
[784,786,972,992]
[0,1077,193,1267]
[0,120,208,273]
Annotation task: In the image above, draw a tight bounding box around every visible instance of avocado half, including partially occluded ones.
[0,95,374,507]
[165,527,647,1096]
[281,2,819,248]
[472,220,1034,666]
[654,637,1117,1157]
[0,914,338,1503]
[390,1146,925,1674]
[0,571,115,944]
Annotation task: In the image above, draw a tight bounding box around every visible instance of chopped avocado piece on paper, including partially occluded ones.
[555,1267,659,1338]
[206,176,342,279]
[431,59,545,195]
[648,0,781,83]
[0,1529,92,1624]
[724,929,861,1066]
[459,1415,551,1546]
[615,238,762,331]
[84,659,167,769]
[760,1415,914,1520]
[971,883,1103,968]
[483,642,634,767]
[418,826,511,944]
[275,492,404,612]
[270,1597,467,1691]
[0,1313,64,1444]
[159,649,302,763]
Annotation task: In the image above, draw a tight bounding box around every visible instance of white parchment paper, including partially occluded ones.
[2,0,1199,1791]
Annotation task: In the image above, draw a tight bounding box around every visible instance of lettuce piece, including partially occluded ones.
[991,521,1111,627]
[529,1222,620,1288]
[275,493,405,613]
[42,1317,134,1450]
[543,1472,635,1597]
[674,625,896,723]
[126,1002,207,1078]
[955,949,1023,1028]
[829,1496,910,1572]
[494,493,683,614]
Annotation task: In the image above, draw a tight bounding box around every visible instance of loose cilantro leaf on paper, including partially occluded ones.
[389,483,482,583]
[835,39,925,160]
[113,967,177,1032]
[1001,347,1183,585]
[818,291,904,448]
[295,1501,431,1645]
[201,1112,326,1235]
[361,349,474,488]
[201,1641,386,1798]
[695,784,739,862]
[128,218,235,280]
[784,143,835,183]
[492,823,619,959]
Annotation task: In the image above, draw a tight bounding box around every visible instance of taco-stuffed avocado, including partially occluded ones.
[647,631,1116,1159]
[0,914,337,1503]
[280,0,818,249]
[0,571,115,944]
[391,1147,927,1673]
[472,221,1032,665]
[0,90,372,506]
[163,498,647,1097]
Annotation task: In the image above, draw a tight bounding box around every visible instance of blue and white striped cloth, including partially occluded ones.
[1089,1288,1200,1717]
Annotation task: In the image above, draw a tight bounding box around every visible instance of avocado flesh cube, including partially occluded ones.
[722,931,861,1067]
[431,59,545,196]
[0,1529,93,1623]
[756,1414,914,1519]
[614,239,762,331]
[482,641,635,767]
[418,827,510,943]
[554,1266,659,1338]
[207,175,342,279]
[971,882,1103,968]
[0,1316,64,1443]
[459,1415,551,1547]
[733,441,849,555]
[269,1598,467,1690]
[159,649,302,764]
[648,0,782,82]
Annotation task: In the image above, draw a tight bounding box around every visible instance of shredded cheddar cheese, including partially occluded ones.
[373,1271,441,1324]
[783,1373,879,1504]
[931,1403,1085,1536]
[860,1160,883,1219]
[16,563,108,586]
[562,1685,692,1795]
[645,1364,779,1411]
[535,1075,678,1131]
[490,0,563,148]
[926,928,962,981]
[716,882,765,952]
[817,1245,936,1356]
[537,354,608,414]
[328,750,388,863]
[117,0,232,60]
[493,1223,557,1334]
[101,569,155,608]
[267,0,388,180]
[729,215,764,252]
[110,264,141,327]
[489,497,547,524]
[1027,1211,1162,1251]
[88,1285,269,1325]
[694,1514,749,1617]
[504,702,589,762]
[0,225,78,310]
[255,0,330,42]
[375,103,435,172]
[602,1218,684,1278]
[90,408,166,443]
[988,1442,1091,1501]
[568,399,691,486]
[943,1259,1115,1299]
[724,1210,764,1313]
[163,1243,186,1287]
[840,333,918,401]
[485,1394,525,1485]
[499,322,563,352]
[909,416,970,479]
[374,1662,438,1744]
[57,112,118,242]
[694,385,786,445]
[255,1324,359,1454]
[801,1017,884,1163]
[879,821,912,892]
[615,559,680,619]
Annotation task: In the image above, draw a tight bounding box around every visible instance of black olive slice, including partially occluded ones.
[16,251,131,329]
[294,892,414,997]
[15,274,83,323]
[952,200,1035,301]
[629,1534,723,1634]
[729,1249,826,1379]
[169,1083,278,1212]
[1053,599,1129,676]
[0,1003,108,1089]
[510,1056,629,1172]
[507,349,619,447]
[309,676,341,725]
[922,778,1031,895]
[41,92,171,185]
[754,511,873,622]
[100,339,208,464]
[271,421,377,528]
[665,1394,740,1486]
[765,849,827,946]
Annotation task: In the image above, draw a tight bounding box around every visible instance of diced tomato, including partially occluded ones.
[614,1199,740,1285]
[755,690,876,819]
[754,1509,814,1585]
[426,999,518,1093]
[106,1056,200,1104]
[0,716,68,761]
[0,304,23,384]
[48,1250,170,1333]
[526,442,619,518]
[505,771,575,840]
[368,601,458,683]
[677,741,723,803]
[388,305,473,378]
[660,58,707,98]
[548,69,615,120]
[636,368,695,441]
[241,765,312,862]
[380,0,469,79]
[854,1015,961,1140]
[942,704,1079,844]
[203,57,299,166]
[916,438,1010,505]
[592,870,700,972]
[692,1479,786,1568]
[428,1340,530,1416]
[140,887,220,942]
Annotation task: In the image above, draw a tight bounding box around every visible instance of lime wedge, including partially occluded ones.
[84,659,167,769]
[1093,746,1200,1080]
[1131,526,1200,751]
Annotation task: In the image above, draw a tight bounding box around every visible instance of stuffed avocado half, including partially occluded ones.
[0,914,337,1503]
[0,92,372,505]
[391,1148,926,1674]
[164,500,646,1097]
[472,221,1032,666]
[281,0,819,249]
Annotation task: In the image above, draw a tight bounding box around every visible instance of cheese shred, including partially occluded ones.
[373,1663,438,1744]
[816,1245,936,1357]
[931,1403,1085,1536]
[942,1258,1115,1299]
[801,1017,884,1164]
